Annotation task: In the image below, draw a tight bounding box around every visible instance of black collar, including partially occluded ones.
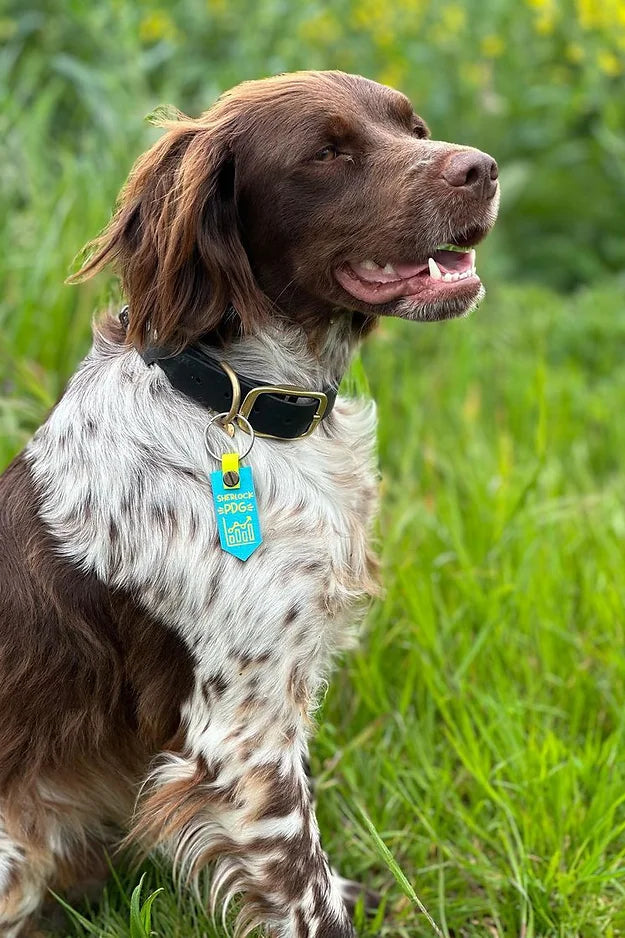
[120,308,338,440]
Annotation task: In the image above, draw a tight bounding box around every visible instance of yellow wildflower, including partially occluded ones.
[577,0,625,30]
[535,12,555,34]
[378,62,408,89]
[430,3,467,47]
[577,0,598,29]
[460,61,490,87]
[139,11,178,43]
[298,10,340,45]
[371,24,396,50]
[597,49,623,76]
[441,3,467,33]
[481,34,505,58]
[525,0,558,33]
[565,42,585,63]
[353,0,382,29]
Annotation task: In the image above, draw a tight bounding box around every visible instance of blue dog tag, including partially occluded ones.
[210,457,262,561]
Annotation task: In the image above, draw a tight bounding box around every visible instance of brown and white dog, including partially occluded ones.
[0,71,498,936]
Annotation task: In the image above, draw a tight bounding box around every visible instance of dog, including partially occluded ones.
[0,70,498,937]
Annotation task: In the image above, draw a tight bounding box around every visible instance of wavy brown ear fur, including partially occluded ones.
[68,110,269,349]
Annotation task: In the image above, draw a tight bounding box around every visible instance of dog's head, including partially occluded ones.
[73,70,499,348]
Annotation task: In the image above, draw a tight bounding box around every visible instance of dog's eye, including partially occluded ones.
[315,145,339,162]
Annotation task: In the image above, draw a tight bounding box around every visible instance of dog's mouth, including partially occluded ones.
[334,242,481,310]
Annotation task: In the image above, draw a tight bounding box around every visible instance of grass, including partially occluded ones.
[2,274,625,937]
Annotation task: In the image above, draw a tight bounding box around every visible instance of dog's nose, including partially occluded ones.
[442,149,499,200]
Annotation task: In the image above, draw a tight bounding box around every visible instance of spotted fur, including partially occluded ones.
[0,317,378,936]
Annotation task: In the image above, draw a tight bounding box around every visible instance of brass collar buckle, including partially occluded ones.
[217,362,330,440]
[239,385,329,440]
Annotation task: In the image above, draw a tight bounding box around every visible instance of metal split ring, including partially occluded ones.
[205,412,256,462]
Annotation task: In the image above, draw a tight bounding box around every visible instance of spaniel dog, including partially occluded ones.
[0,71,498,937]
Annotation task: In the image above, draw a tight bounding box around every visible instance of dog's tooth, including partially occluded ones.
[361,260,379,271]
[442,272,453,282]
[382,263,396,275]
[428,258,442,280]
[469,249,476,266]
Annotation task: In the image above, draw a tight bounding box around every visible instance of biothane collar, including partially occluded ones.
[120,307,338,441]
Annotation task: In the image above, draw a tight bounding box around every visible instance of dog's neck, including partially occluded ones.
[199,312,362,391]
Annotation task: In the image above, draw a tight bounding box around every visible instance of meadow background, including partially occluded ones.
[2,0,625,936]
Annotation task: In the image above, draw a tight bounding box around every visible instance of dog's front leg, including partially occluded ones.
[131,692,355,937]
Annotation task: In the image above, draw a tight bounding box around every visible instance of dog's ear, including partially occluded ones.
[69,112,269,349]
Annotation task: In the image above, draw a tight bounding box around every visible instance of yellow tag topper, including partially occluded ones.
[221,452,240,489]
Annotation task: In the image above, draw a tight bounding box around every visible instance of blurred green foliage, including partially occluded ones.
[2,0,625,296]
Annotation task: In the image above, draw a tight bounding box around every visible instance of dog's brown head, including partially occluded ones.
[73,70,499,348]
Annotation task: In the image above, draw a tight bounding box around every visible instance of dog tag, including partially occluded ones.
[210,452,262,561]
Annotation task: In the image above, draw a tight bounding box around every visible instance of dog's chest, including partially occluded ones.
[167,415,379,671]
[27,351,379,690]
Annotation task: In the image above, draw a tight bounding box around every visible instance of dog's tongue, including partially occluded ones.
[393,260,430,278]
[350,260,428,283]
